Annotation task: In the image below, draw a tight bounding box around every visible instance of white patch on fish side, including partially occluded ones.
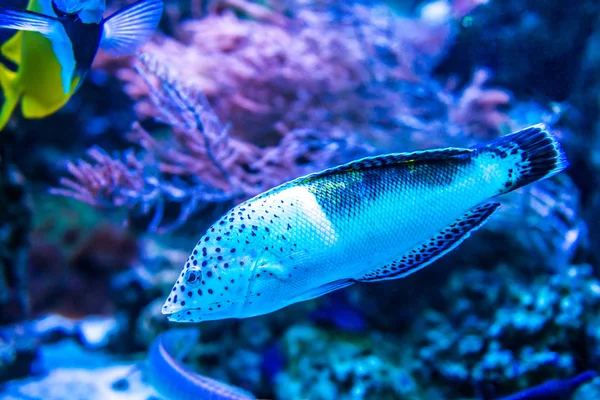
[281,185,339,247]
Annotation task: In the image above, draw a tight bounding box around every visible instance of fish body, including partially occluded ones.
[0,0,163,130]
[147,329,256,400]
[162,124,569,323]
[496,370,597,400]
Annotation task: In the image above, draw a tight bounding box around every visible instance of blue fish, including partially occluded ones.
[0,0,163,129]
[146,329,256,400]
[162,124,568,323]
[496,370,597,400]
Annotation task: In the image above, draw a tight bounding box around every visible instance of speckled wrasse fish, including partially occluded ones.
[147,329,256,400]
[162,124,569,323]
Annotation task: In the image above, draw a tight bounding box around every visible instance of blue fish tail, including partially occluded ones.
[480,123,569,194]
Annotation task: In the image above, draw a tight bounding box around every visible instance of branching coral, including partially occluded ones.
[59,0,516,232]
[54,52,367,232]
[99,0,510,149]
[50,147,147,209]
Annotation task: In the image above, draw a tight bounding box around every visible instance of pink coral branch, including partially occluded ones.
[51,147,146,208]
[448,69,512,139]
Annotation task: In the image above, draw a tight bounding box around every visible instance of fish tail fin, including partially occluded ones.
[0,62,20,131]
[480,123,569,195]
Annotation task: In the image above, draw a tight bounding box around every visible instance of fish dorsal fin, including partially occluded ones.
[296,147,473,183]
[356,202,501,282]
[100,0,163,57]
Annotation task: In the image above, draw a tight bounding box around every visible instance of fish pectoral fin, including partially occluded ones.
[291,278,355,304]
[100,0,164,57]
[356,202,501,282]
[0,7,60,38]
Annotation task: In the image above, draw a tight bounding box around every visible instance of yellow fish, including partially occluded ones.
[0,0,163,130]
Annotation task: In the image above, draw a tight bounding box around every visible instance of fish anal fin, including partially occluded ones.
[291,279,355,304]
[20,73,77,119]
[21,88,70,119]
[357,202,501,282]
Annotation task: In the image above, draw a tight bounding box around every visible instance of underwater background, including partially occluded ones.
[1,0,600,399]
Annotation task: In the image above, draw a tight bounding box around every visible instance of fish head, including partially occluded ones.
[51,0,105,23]
[161,229,260,323]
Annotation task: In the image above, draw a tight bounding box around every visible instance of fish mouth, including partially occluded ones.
[161,301,189,316]
[163,306,201,323]
[162,301,235,322]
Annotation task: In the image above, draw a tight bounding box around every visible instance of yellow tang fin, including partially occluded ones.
[0,33,23,131]
[1,31,23,65]
[18,29,77,119]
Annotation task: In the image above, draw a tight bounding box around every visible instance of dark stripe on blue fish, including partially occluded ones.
[304,151,474,219]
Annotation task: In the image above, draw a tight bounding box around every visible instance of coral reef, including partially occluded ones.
[264,261,600,400]
[54,53,371,232]
[275,324,423,400]
[408,263,600,398]
[108,1,511,147]
[1,0,599,399]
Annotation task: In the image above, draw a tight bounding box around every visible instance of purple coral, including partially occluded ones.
[106,0,509,147]
[50,147,146,208]
[53,52,366,232]
[56,0,511,232]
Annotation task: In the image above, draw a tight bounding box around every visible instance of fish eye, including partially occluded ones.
[184,267,202,287]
